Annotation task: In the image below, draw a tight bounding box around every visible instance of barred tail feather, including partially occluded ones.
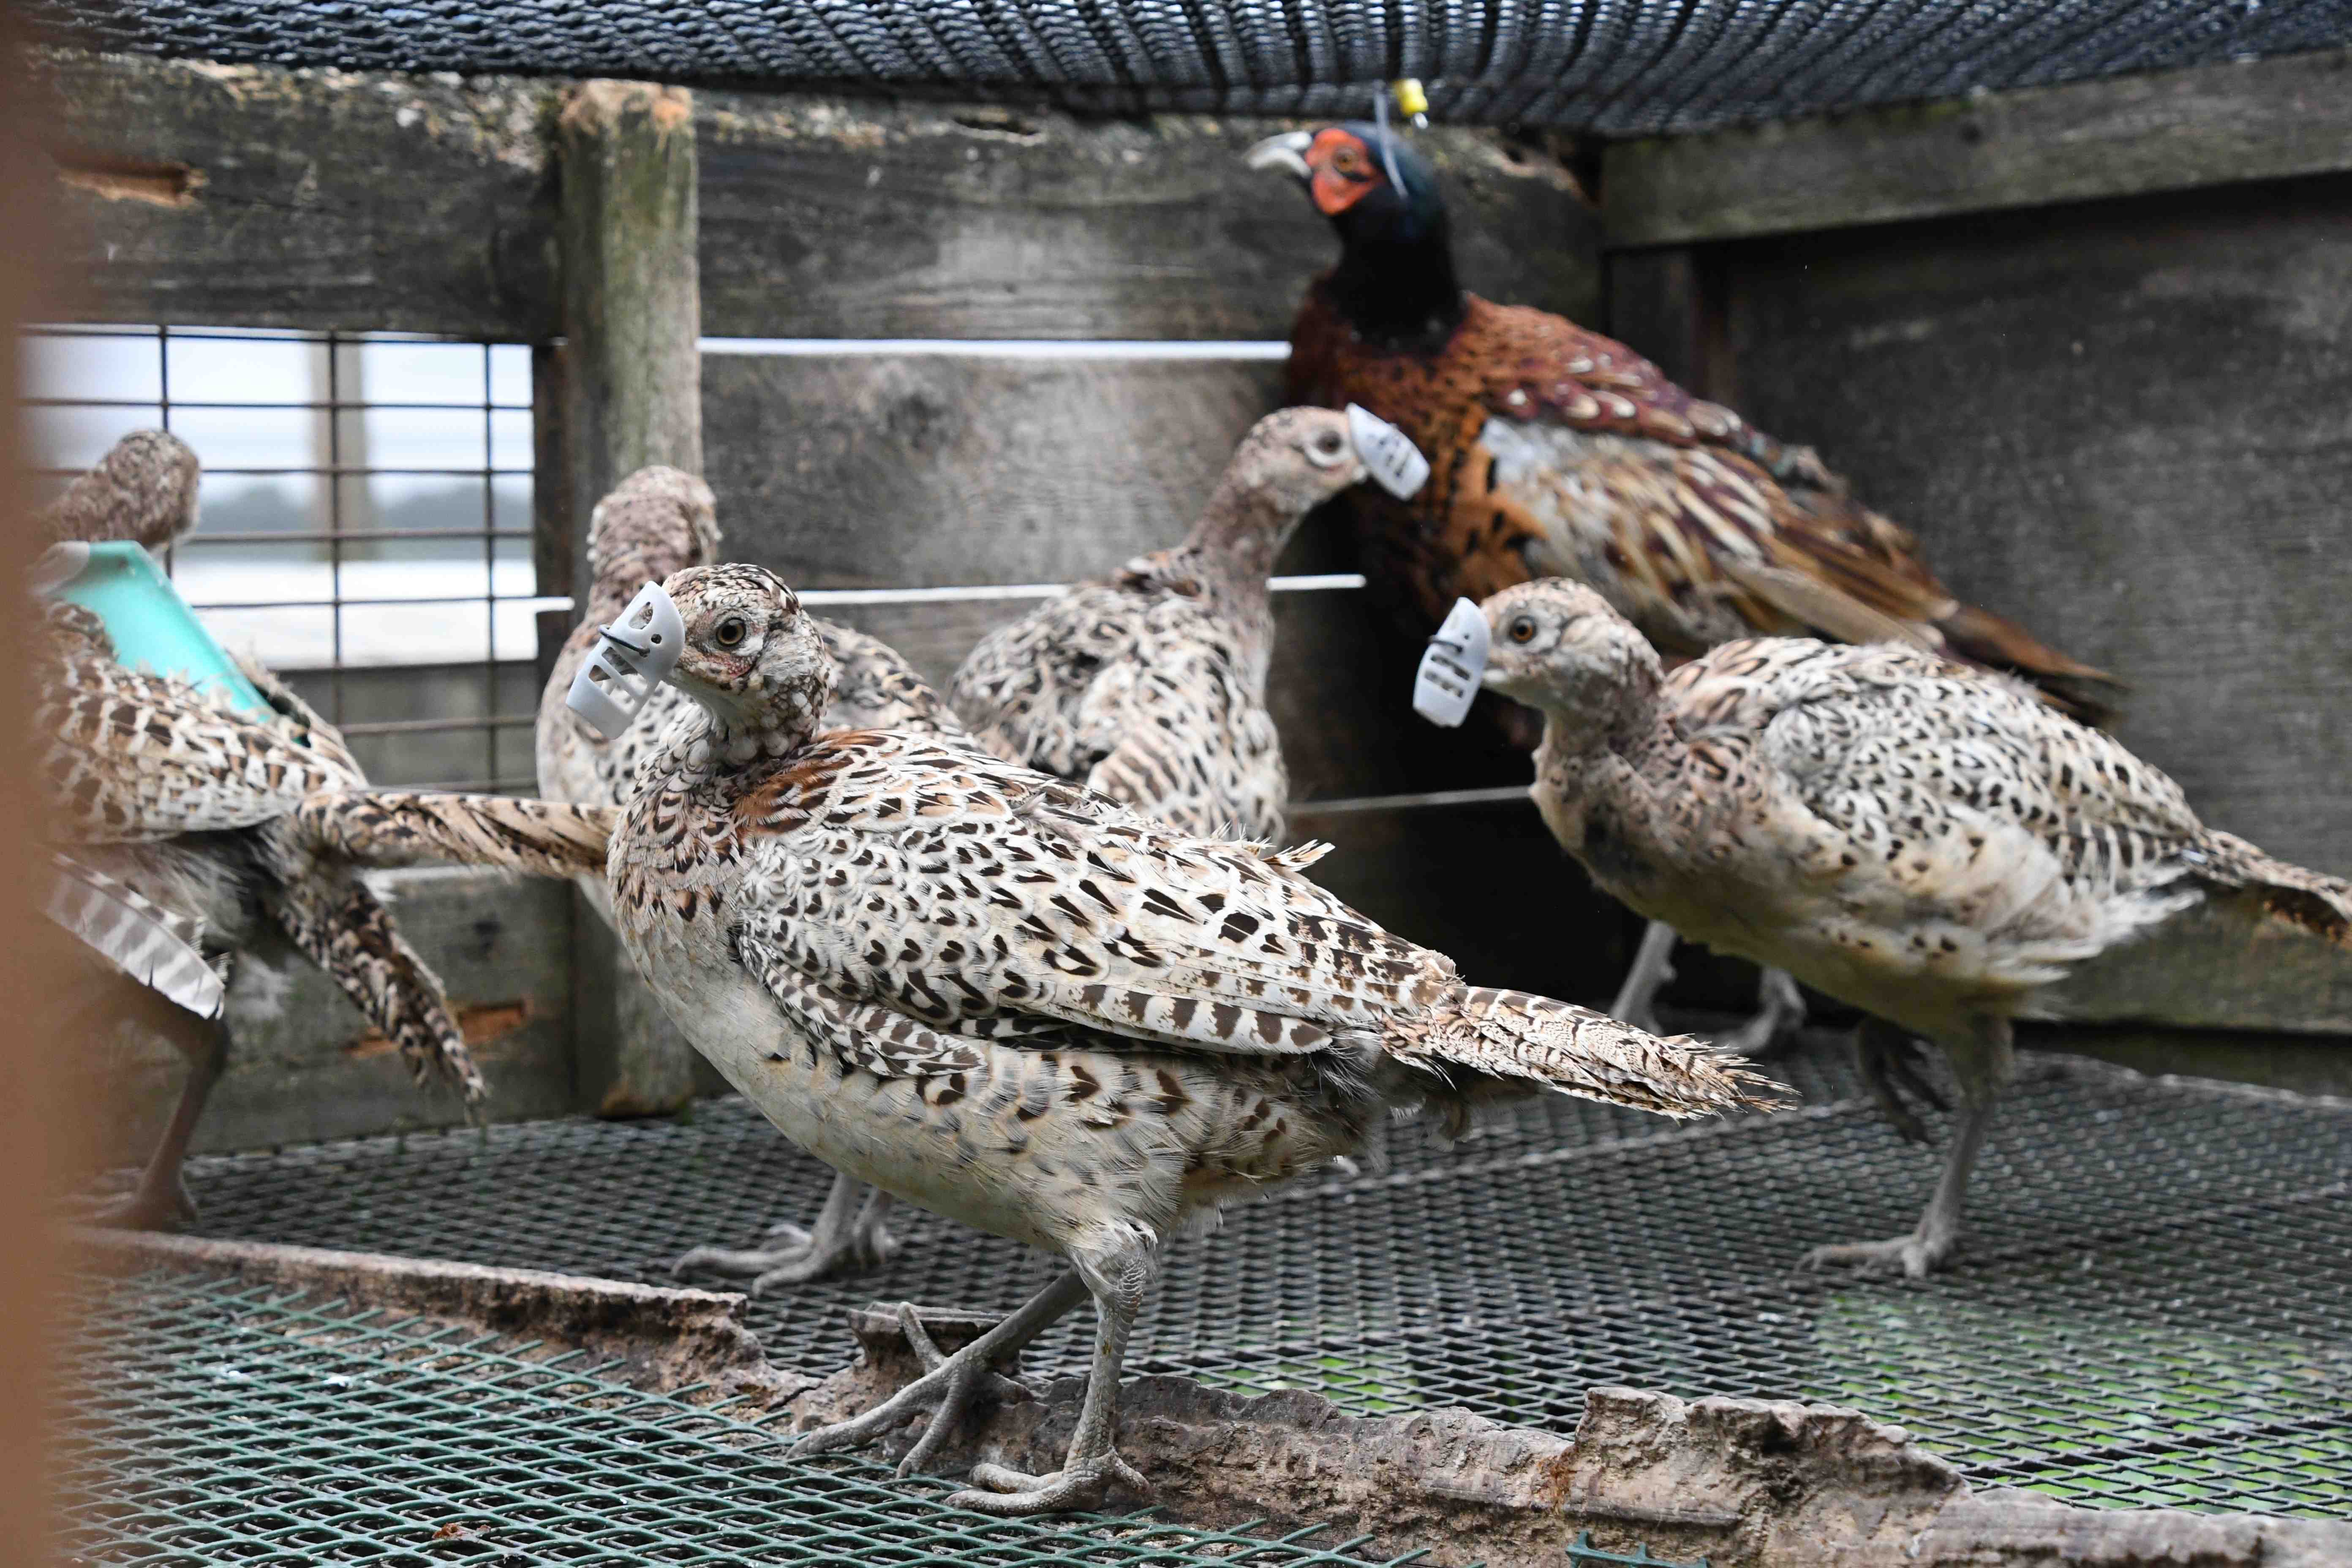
[1401,986,1791,1118]
[2198,832,2352,947]
[45,852,224,1019]
[297,791,613,879]
[267,871,487,1102]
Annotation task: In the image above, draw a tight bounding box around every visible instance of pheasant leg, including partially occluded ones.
[86,985,226,1231]
[790,1271,1087,1464]
[674,1173,898,1293]
[953,1232,1157,1515]
[1807,1018,2012,1277]
[1854,1016,1949,1145]
[1606,919,1679,1033]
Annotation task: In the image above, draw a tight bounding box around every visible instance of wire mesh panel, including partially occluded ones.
[28,0,2352,135]
[172,1040,2352,1519]
[23,324,553,792]
[56,1267,1443,1566]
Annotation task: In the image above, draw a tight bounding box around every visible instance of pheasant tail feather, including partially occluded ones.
[297,792,614,878]
[1404,987,1791,1117]
[45,852,224,1019]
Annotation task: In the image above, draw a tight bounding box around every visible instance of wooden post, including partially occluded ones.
[557,79,703,1118]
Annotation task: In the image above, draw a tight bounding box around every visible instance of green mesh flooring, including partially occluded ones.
[59,1267,1446,1566]
[164,1036,2352,1519]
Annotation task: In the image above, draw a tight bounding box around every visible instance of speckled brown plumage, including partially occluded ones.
[536,466,968,1288]
[39,430,201,551]
[953,409,1372,842]
[39,463,609,1229]
[608,563,1783,1514]
[1474,578,2352,1275]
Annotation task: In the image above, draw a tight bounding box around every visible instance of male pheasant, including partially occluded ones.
[952,407,1386,842]
[589,562,1784,1514]
[537,466,966,1288]
[1249,122,2121,1056]
[1460,579,2351,1275]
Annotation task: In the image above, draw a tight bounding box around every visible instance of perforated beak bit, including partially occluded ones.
[566,580,684,740]
[1347,405,1430,499]
[1243,128,1314,182]
[1413,597,1490,727]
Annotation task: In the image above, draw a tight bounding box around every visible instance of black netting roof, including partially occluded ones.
[27,0,2352,135]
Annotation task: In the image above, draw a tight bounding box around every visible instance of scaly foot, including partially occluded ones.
[949,1454,1153,1515]
[672,1209,898,1293]
[1802,1228,1954,1278]
[790,1304,1034,1472]
[1712,968,1808,1059]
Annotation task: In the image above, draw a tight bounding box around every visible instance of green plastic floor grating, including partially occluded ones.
[137,1037,2352,1520]
[58,1267,1445,1566]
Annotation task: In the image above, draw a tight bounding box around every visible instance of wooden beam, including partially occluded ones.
[33,49,561,337]
[36,51,1599,341]
[556,79,704,1119]
[696,95,1599,339]
[1605,48,2352,247]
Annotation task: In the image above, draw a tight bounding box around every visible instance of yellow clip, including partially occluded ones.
[1391,78,1429,124]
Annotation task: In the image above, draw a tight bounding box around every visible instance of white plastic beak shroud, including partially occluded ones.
[566,580,685,740]
[1346,405,1431,500]
[1413,597,1489,727]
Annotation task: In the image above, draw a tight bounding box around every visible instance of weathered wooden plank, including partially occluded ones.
[704,351,1296,588]
[34,49,561,337]
[38,51,1600,342]
[74,871,579,1168]
[697,97,1598,340]
[1717,179,2352,1031]
[1606,47,2352,246]
[819,587,1529,807]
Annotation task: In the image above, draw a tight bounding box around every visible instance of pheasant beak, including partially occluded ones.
[1412,598,1490,727]
[1245,129,1314,183]
[567,580,684,739]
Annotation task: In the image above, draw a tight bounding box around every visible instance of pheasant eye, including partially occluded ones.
[1306,430,1348,466]
[713,617,748,649]
[1508,617,1538,644]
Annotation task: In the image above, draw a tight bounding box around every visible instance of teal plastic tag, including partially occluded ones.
[41,542,273,719]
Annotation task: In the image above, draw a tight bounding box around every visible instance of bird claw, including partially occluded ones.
[790,1304,1031,1469]
[947,1454,1152,1516]
[1802,1229,1952,1279]
[71,1174,199,1233]
[671,1214,898,1294]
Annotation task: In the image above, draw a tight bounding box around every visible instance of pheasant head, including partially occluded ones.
[565,563,837,762]
[1470,580,1663,749]
[584,466,721,616]
[1247,122,1461,343]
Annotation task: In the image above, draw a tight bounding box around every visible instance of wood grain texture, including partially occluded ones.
[35,49,561,337]
[1606,48,2352,246]
[38,52,1601,343]
[697,95,1600,339]
[1719,177,2352,884]
[702,352,1294,588]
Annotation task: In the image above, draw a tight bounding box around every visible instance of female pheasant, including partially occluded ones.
[588,563,1783,1514]
[953,407,1411,842]
[1249,122,2121,1055]
[41,434,609,1230]
[537,465,966,1288]
[1456,579,2352,1276]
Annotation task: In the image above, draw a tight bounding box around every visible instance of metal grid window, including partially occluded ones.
[24,324,556,793]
